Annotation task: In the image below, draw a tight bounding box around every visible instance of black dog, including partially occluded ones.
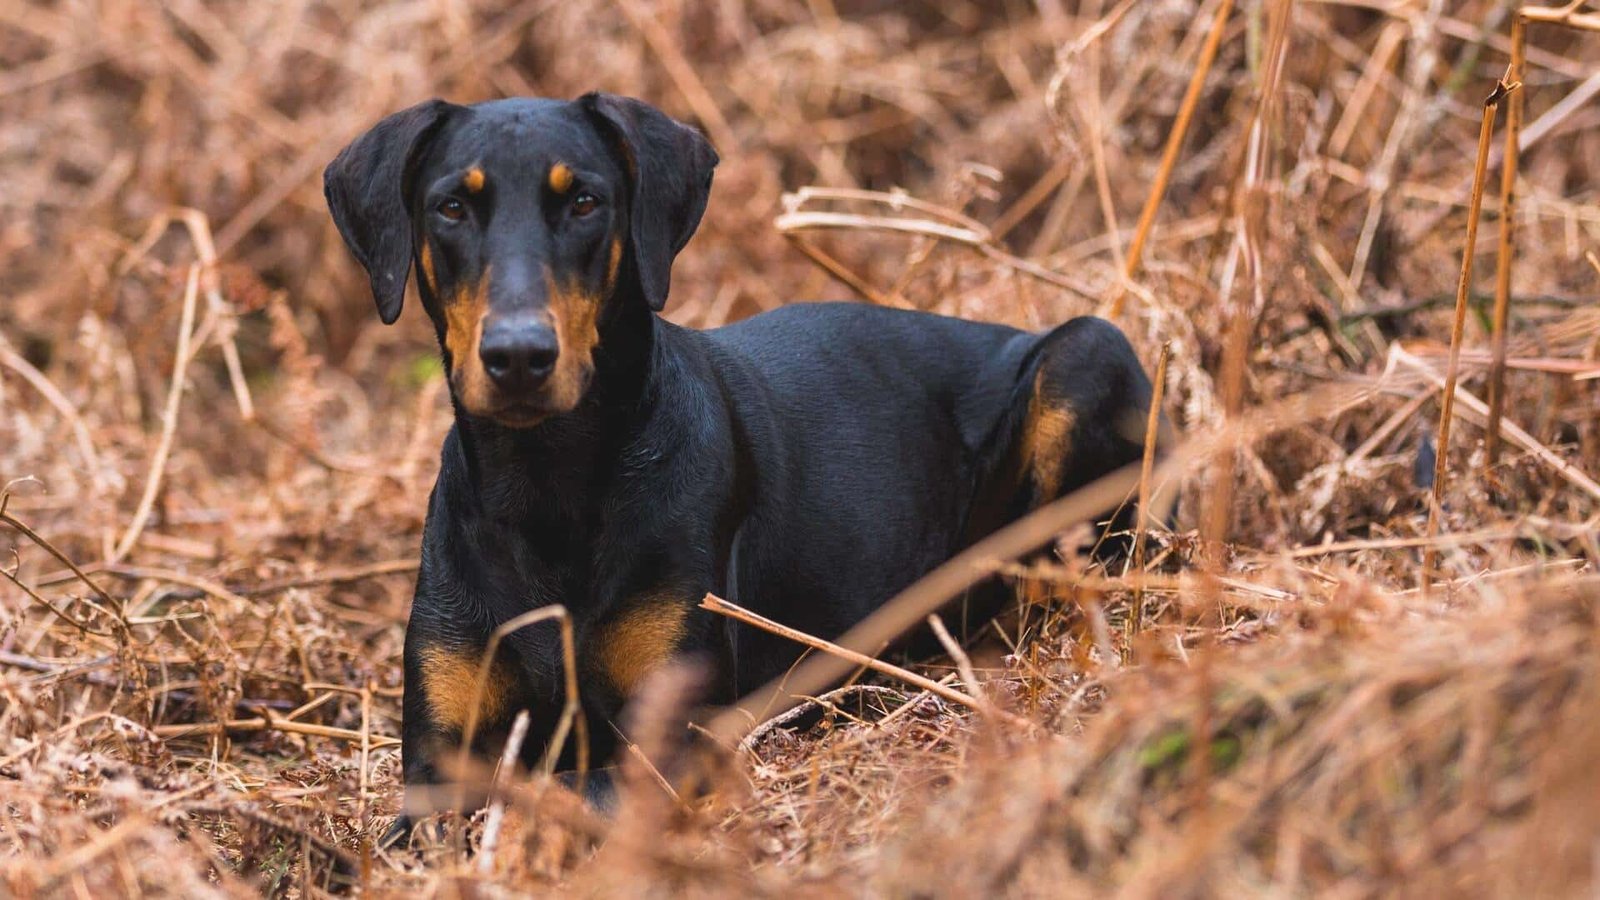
[324,94,1158,842]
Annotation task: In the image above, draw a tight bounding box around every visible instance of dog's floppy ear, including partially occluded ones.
[324,99,459,324]
[580,93,719,311]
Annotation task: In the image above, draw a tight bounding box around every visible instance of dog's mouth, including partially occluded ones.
[484,401,553,429]
[459,389,582,429]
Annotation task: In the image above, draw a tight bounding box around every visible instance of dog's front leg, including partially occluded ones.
[383,615,522,848]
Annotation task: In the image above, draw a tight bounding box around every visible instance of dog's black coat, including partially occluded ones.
[323,94,1158,842]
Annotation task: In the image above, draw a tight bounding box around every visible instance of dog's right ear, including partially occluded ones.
[324,99,459,324]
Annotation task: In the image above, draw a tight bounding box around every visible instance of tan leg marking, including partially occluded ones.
[1021,368,1076,501]
[418,646,519,733]
[595,597,689,696]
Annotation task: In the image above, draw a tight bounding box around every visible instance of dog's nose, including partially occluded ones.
[479,318,559,390]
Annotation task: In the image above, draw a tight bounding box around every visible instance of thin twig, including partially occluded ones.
[1129,342,1172,643]
[1519,4,1600,30]
[622,738,684,804]
[357,679,373,826]
[991,158,1071,241]
[151,716,398,747]
[1423,76,1514,593]
[926,614,985,705]
[545,610,586,778]
[112,264,201,564]
[1076,4,1127,279]
[0,504,118,609]
[1110,0,1236,318]
[0,342,107,488]
[174,208,253,420]
[98,564,250,607]
[1202,0,1291,565]
[1278,522,1545,558]
[784,234,898,307]
[1348,390,1432,465]
[701,593,1020,725]
[0,567,116,639]
[785,186,991,234]
[1486,23,1526,467]
[776,210,988,245]
[477,708,531,875]
[777,195,1098,299]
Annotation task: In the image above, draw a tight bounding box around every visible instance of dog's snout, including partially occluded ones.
[479,317,559,391]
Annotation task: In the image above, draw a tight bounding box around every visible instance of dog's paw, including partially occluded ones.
[377,814,415,851]
[377,813,456,853]
[554,767,619,816]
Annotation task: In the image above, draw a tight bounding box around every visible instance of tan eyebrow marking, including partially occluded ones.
[463,167,485,193]
[547,163,574,194]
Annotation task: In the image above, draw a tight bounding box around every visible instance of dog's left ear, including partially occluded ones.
[324,98,461,324]
[580,93,719,311]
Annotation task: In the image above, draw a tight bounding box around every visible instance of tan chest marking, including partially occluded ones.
[595,598,689,696]
[418,646,519,734]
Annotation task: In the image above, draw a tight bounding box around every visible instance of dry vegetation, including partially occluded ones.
[3,0,1600,896]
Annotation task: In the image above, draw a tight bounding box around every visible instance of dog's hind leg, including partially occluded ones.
[1015,316,1162,559]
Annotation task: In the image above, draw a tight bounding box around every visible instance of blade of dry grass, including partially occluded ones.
[110,264,200,564]
[1110,0,1236,318]
[1485,18,1526,467]
[1422,75,1516,592]
[1129,341,1172,643]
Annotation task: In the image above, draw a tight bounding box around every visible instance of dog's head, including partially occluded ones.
[325,95,718,427]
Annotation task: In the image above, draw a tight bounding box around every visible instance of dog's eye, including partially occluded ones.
[571,192,600,217]
[437,198,466,222]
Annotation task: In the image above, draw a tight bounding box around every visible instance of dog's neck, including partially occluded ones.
[448,291,663,528]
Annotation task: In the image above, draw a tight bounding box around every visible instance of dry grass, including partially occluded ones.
[3,0,1599,896]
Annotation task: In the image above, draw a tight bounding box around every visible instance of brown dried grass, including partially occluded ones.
[3,0,1599,896]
